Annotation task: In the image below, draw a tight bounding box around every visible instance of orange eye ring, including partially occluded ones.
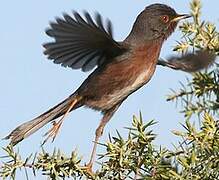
[161,15,169,23]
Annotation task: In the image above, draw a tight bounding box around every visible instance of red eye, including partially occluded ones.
[161,15,169,23]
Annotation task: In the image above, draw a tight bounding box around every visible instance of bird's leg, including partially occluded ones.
[85,104,121,173]
[43,98,78,144]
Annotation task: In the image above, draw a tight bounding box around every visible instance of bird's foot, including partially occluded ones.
[42,120,63,145]
[82,162,95,177]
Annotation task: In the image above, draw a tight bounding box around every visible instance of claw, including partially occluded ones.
[42,119,63,145]
[41,98,78,145]
[82,163,95,177]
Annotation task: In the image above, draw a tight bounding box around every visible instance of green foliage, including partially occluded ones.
[174,0,219,53]
[172,113,219,179]
[1,0,219,179]
[1,113,219,179]
[168,0,219,119]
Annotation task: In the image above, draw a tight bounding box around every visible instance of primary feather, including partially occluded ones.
[44,11,125,72]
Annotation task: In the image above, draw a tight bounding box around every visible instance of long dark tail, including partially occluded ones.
[5,94,81,145]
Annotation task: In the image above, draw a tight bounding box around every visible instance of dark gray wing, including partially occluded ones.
[157,50,216,72]
[43,11,125,72]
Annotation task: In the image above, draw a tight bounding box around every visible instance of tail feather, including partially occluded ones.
[5,94,80,145]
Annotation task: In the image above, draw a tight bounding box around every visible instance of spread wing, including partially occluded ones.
[43,11,126,72]
[157,50,216,72]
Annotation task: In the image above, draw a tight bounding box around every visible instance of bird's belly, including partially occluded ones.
[86,66,155,111]
[105,70,152,107]
[82,41,161,111]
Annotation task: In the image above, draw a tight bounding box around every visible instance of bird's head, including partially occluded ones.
[127,4,191,42]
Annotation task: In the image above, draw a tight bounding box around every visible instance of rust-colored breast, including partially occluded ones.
[130,41,162,84]
[81,40,163,111]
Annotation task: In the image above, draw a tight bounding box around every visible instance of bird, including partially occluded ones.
[6,3,194,171]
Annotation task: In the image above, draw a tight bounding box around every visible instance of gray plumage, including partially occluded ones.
[43,11,123,72]
[157,50,217,72]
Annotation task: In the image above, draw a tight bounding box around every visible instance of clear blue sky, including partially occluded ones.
[0,0,218,179]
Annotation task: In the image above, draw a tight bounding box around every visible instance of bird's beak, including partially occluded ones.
[171,14,192,22]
